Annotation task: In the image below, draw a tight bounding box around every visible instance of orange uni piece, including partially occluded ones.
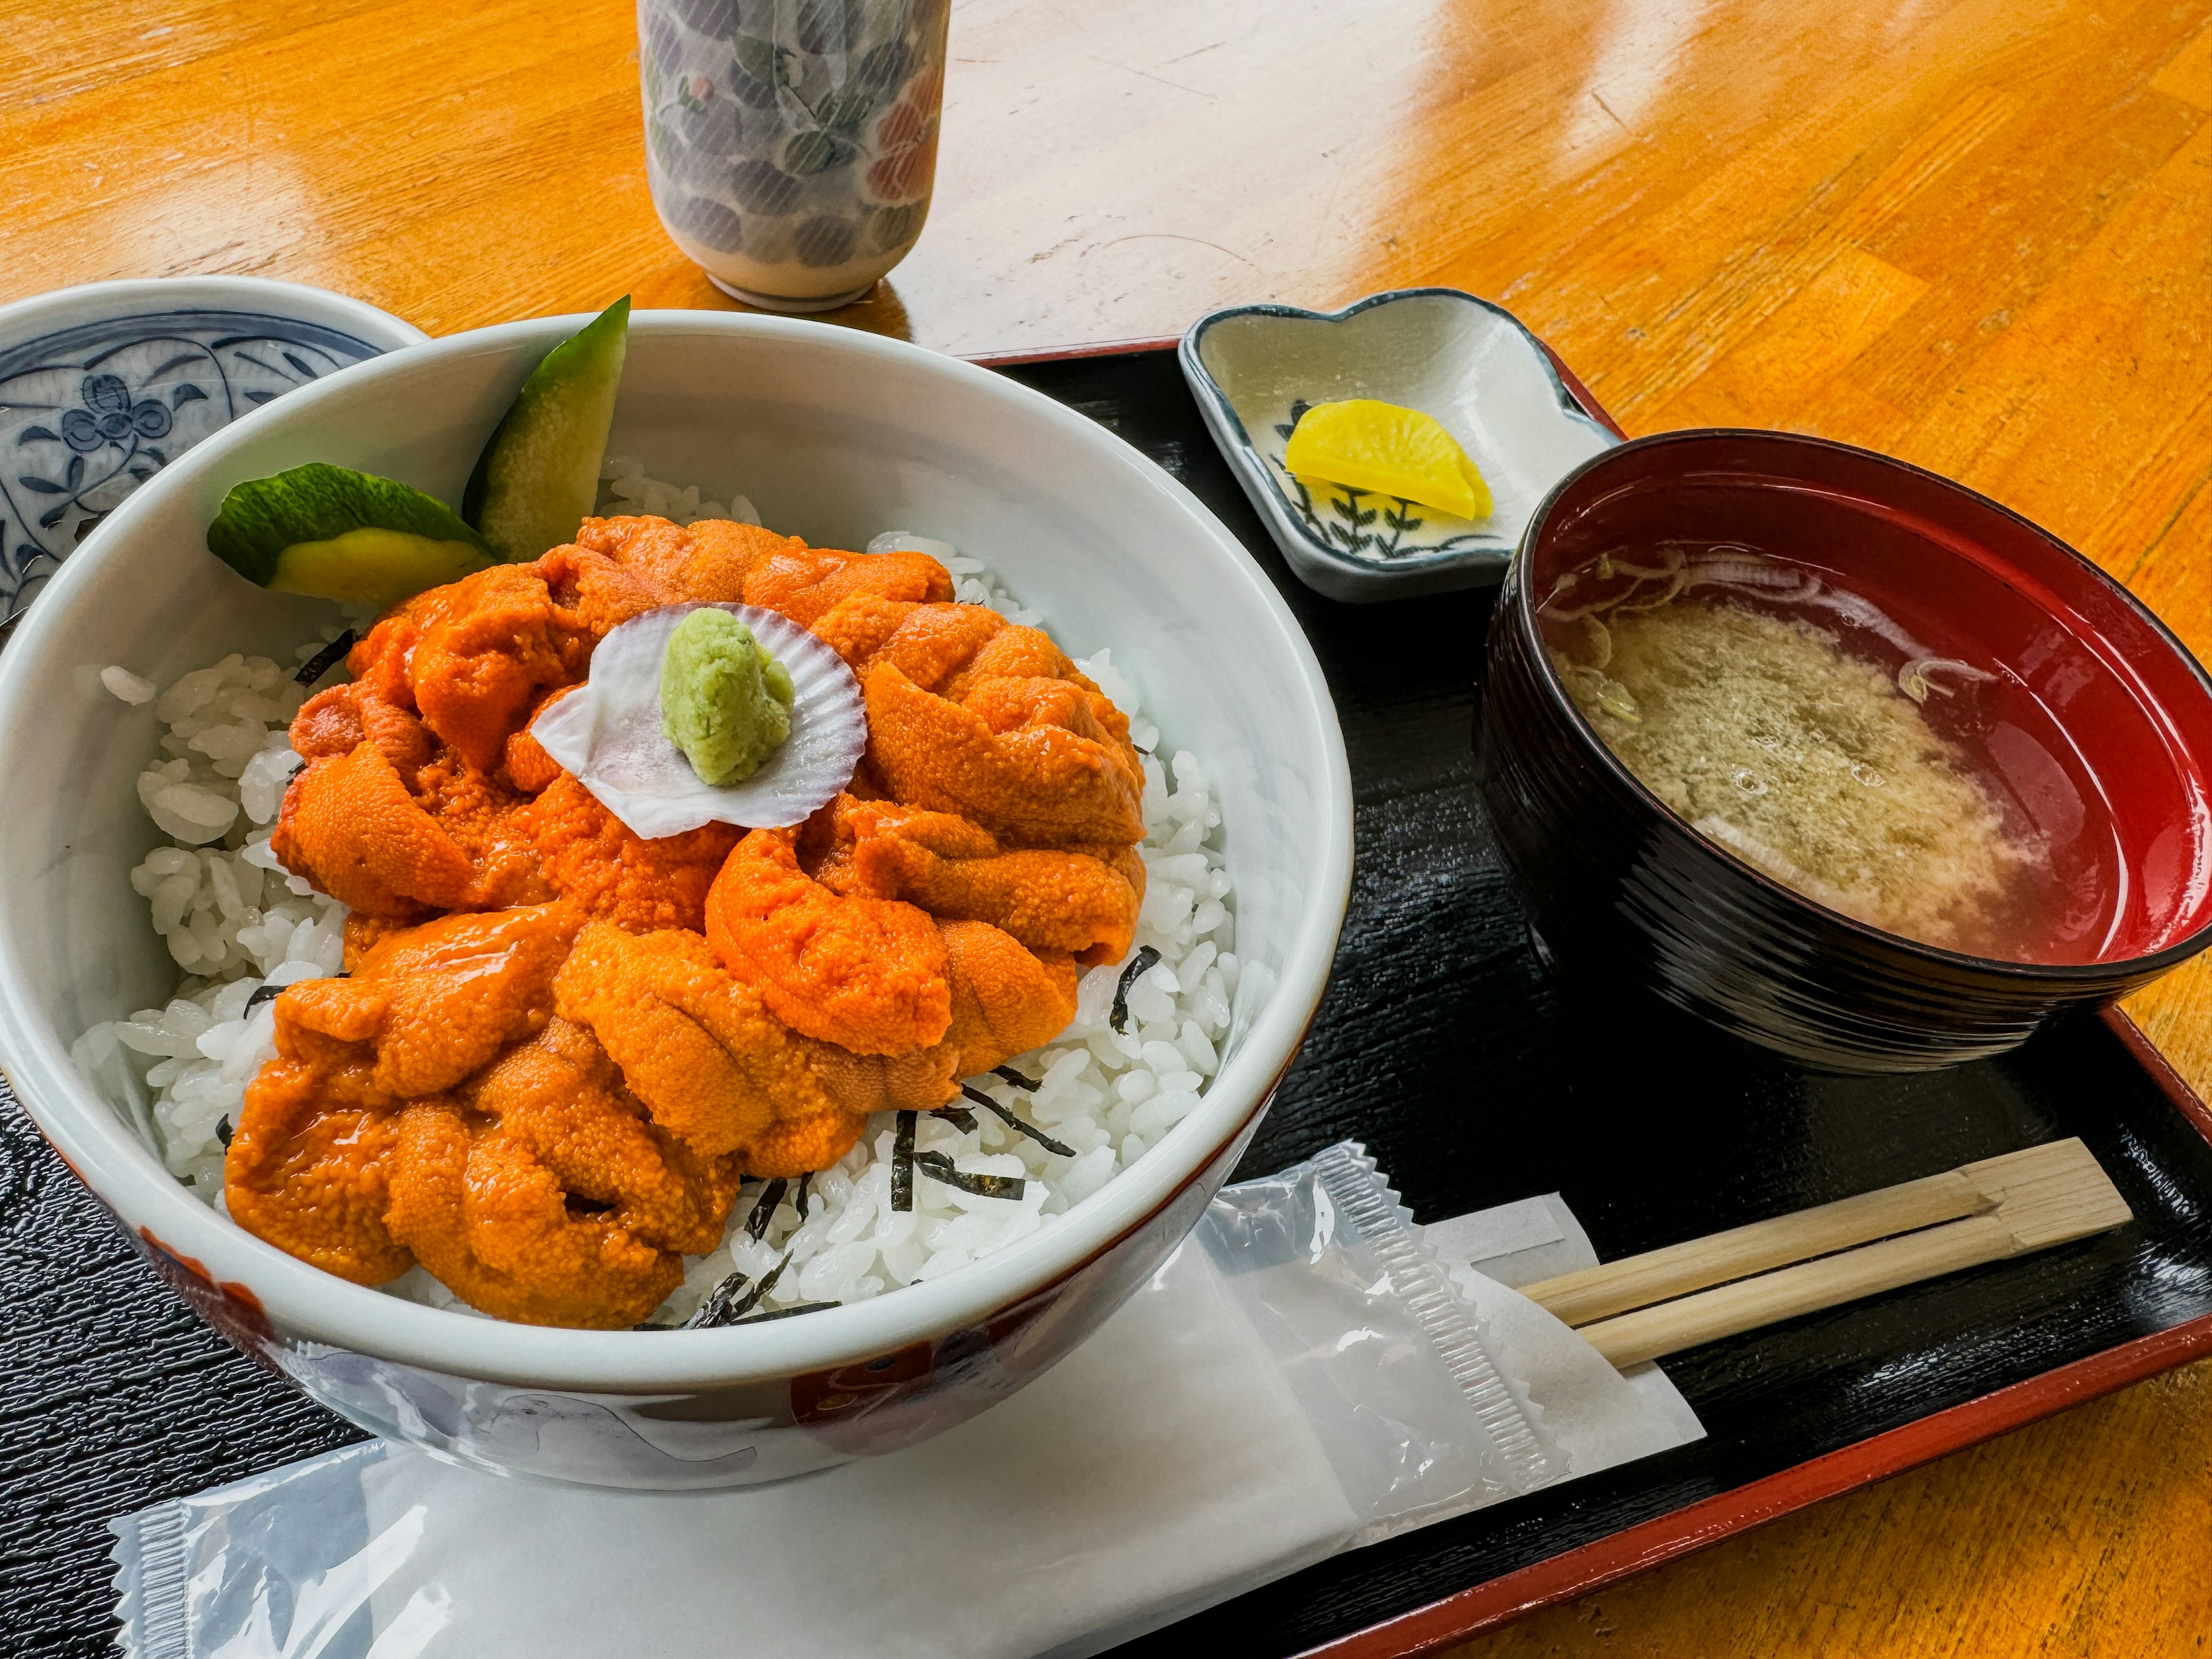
[290,682,440,774]
[400,562,590,771]
[340,912,407,971]
[574,514,803,602]
[811,596,1007,691]
[275,692,552,916]
[939,621,1094,706]
[800,919,1079,1114]
[934,919,1081,1078]
[272,903,582,1098]
[384,1094,683,1330]
[467,1017,740,1255]
[382,994,753,1328]
[501,704,567,795]
[554,921,862,1172]
[225,1058,412,1285]
[704,828,952,1054]
[407,751,553,910]
[862,663,1146,849]
[274,743,475,916]
[808,794,1141,964]
[535,542,674,638]
[514,771,741,933]
[743,544,954,627]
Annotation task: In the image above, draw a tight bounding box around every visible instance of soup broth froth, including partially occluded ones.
[1540,544,2112,964]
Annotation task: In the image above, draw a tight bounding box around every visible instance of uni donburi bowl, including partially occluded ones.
[0,312,1353,1489]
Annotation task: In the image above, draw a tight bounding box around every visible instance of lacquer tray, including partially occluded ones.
[4,342,2211,1659]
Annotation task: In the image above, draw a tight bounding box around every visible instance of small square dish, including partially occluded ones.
[1180,287,1619,601]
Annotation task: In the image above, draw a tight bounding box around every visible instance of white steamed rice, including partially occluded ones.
[75,470,1263,1324]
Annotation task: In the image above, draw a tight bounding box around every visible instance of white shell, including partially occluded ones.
[531,603,865,838]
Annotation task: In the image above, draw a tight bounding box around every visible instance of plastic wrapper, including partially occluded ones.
[109,1143,1672,1659]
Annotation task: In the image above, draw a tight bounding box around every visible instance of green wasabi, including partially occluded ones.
[661,609,796,785]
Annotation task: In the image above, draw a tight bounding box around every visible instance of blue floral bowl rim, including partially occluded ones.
[1177,286,1620,582]
[0,275,428,352]
[0,277,427,632]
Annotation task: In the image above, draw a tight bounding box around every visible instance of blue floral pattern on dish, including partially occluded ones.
[1,311,386,623]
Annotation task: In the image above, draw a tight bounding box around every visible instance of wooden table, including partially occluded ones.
[4,0,2207,1650]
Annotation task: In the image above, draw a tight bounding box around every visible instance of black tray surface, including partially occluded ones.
[6,347,2211,1658]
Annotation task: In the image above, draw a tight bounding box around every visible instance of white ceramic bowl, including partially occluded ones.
[0,312,1353,1489]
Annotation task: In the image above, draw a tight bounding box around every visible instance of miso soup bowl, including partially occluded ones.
[1476,429,2212,1074]
[0,312,1353,1489]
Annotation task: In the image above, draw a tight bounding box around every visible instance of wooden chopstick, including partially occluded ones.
[1519,1139,2132,1369]
[1521,1168,1998,1328]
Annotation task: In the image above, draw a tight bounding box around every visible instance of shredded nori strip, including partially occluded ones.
[680,1248,794,1330]
[991,1065,1039,1093]
[1109,945,1161,1035]
[915,1149,1027,1200]
[892,1111,916,1211]
[214,1116,233,1147]
[959,1084,1077,1157]
[244,982,284,1012]
[736,1301,840,1323]
[744,1177,789,1241]
[294,630,356,686]
[931,1103,980,1134]
[793,1171,813,1223]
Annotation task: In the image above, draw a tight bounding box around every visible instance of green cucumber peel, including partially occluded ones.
[464,296,631,563]
[206,463,490,588]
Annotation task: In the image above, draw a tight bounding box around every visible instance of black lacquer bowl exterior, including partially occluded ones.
[1475,429,2212,1073]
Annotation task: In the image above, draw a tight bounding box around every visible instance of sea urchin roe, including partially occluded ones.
[1554,599,2048,955]
[661,607,796,785]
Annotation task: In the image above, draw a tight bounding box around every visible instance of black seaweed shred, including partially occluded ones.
[214,1116,233,1147]
[244,982,283,1012]
[892,1111,916,1211]
[915,1150,1026,1200]
[931,1103,980,1134]
[991,1065,1039,1093]
[793,1171,813,1224]
[679,1248,794,1329]
[1109,945,1161,1035]
[294,630,356,687]
[744,1177,789,1242]
[959,1084,1077,1158]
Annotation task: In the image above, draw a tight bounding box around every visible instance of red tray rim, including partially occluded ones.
[963,331,2212,1657]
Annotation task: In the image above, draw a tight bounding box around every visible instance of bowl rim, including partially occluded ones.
[0,274,430,354]
[1177,285,1620,585]
[1508,424,2212,982]
[0,308,1355,1390]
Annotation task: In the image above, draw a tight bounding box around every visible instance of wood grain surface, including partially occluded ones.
[1,0,2206,1653]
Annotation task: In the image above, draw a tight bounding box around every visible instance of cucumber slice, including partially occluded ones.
[464,297,630,562]
[206,463,493,606]
[270,527,492,609]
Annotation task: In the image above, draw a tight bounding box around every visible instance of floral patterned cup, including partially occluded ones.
[640,0,949,312]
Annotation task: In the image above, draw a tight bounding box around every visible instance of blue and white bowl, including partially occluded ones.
[0,278,425,629]
[1180,288,1619,602]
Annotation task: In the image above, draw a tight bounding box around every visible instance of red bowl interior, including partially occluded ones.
[1527,433,2212,967]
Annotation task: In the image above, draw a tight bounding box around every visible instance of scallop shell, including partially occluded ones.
[531,603,865,839]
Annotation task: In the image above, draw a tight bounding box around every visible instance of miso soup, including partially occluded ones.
[1539,544,2116,963]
